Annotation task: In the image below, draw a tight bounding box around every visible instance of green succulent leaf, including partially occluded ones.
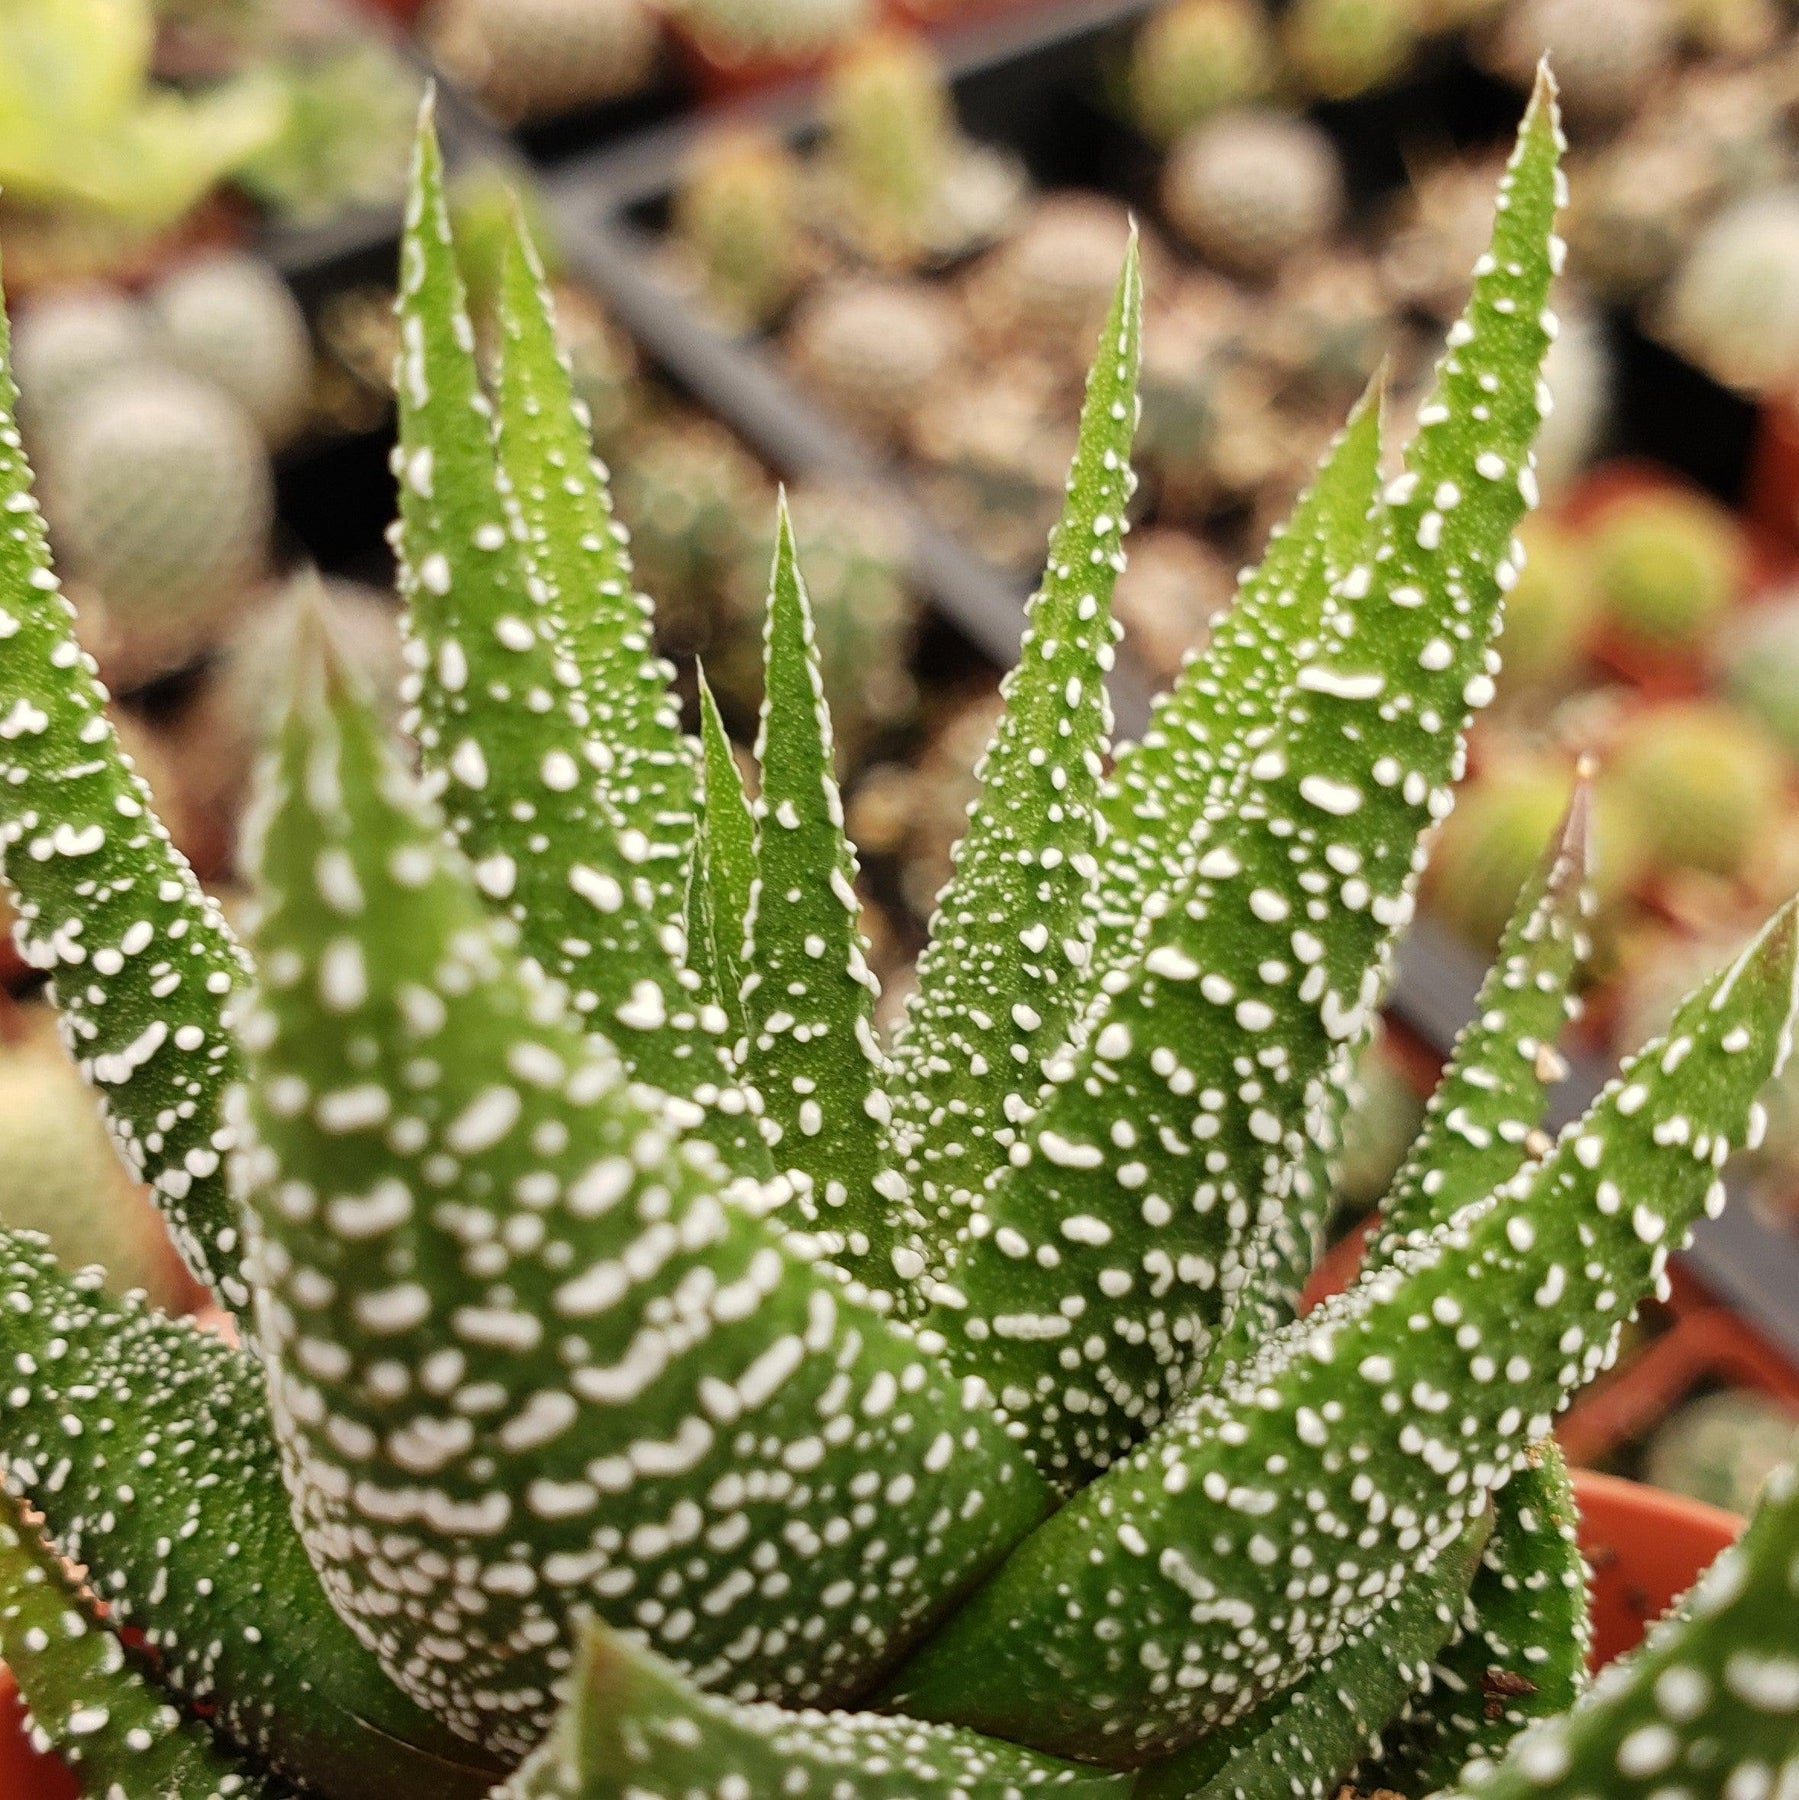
[888,893,1799,1766]
[923,74,1566,1489]
[503,1620,1130,1800]
[393,108,762,1178]
[1437,1459,1799,1800]
[1365,1440,1589,1795]
[234,635,1051,1758]
[491,207,694,914]
[1371,779,1591,1263]
[690,669,756,1042]
[1089,376,1385,993]
[0,268,250,1311]
[1131,1511,1489,1800]
[890,237,1142,1262]
[741,503,898,1286]
[0,1483,287,1800]
[0,1235,495,1800]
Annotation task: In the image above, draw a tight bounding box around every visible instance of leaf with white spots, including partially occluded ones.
[1436,1459,1799,1800]
[0,1485,289,1800]
[1131,1513,1488,1800]
[393,110,761,1178]
[1089,375,1385,992]
[0,282,251,1311]
[503,1619,1130,1800]
[889,894,1799,1766]
[0,1236,495,1800]
[690,670,755,1042]
[235,637,1051,1758]
[889,239,1142,1261]
[1371,779,1591,1265]
[492,207,694,923]
[742,507,900,1290]
[1365,1440,1589,1796]
[921,77,1567,1489]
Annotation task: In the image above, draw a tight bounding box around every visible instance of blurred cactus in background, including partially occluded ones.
[675,131,806,330]
[1128,0,1275,143]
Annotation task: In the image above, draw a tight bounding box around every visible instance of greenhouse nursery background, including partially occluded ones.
[0,0,1796,1794]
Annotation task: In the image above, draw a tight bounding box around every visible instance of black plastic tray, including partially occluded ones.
[539,0,1799,1361]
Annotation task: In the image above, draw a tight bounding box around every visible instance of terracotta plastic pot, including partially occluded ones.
[1570,1467,1741,1668]
[0,1470,1738,1798]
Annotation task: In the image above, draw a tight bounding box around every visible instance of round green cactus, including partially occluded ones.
[1498,515,1598,692]
[0,1010,184,1307]
[40,367,272,685]
[1723,593,1799,759]
[787,276,958,440]
[1590,488,1745,654]
[1602,700,1790,882]
[1161,108,1344,278]
[1128,0,1275,144]
[1645,1389,1798,1516]
[7,285,152,437]
[673,130,805,332]
[1282,0,1419,101]
[426,0,660,123]
[820,30,955,265]
[148,250,313,449]
[1427,754,1643,948]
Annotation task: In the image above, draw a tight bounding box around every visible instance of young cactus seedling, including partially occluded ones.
[0,69,1795,1800]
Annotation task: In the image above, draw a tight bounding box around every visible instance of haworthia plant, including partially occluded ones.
[0,72,1793,1800]
[919,73,1563,1491]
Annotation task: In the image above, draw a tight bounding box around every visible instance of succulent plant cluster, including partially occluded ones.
[0,78,1793,1800]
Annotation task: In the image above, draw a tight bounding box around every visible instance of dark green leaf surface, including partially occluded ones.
[1130,1513,1488,1800]
[0,1485,288,1800]
[889,895,1799,1765]
[0,1236,494,1800]
[504,1622,1130,1800]
[393,111,761,1176]
[235,634,1050,1757]
[1436,1460,1799,1800]
[1364,1441,1589,1795]
[890,241,1142,1266]
[1372,780,1590,1264]
[742,506,899,1286]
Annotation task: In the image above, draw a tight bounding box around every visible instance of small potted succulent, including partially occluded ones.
[0,70,1792,1800]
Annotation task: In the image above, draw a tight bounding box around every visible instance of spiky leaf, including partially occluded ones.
[0,1236,494,1800]
[890,240,1142,1255]
[690,670,755,1040]
[392,110,760,1176]
[0,276,249,1310]
[1371,780,1590,1263]
[491,210,694,916]
[741,506,898,1283]
[502,1621,1130,1800]
[923,77,1566,1487]
[888,896,1799,1765]
[0,1484,286,1800]
[1365,1441,1589,1795]
[235,638,1050,1756]
[1132,1513,1489,1800]
[1437,1460,1799,1800]
[1088,378,1385,990]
